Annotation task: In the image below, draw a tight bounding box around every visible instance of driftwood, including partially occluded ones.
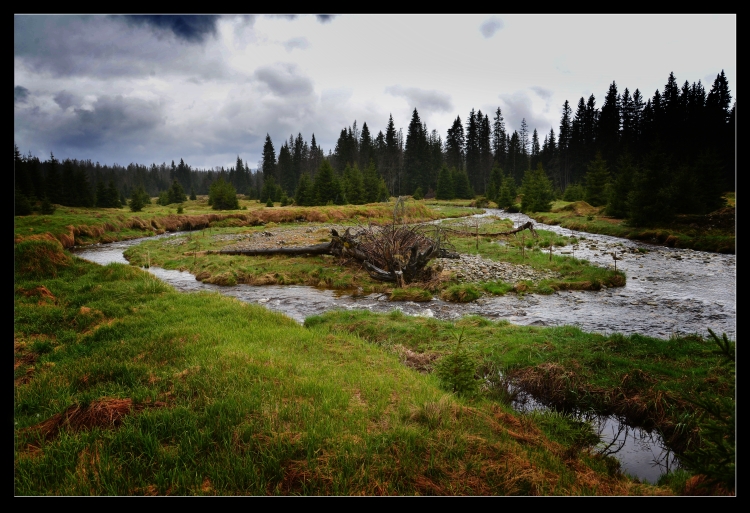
[443,220,538,238]
[212,225,459,284]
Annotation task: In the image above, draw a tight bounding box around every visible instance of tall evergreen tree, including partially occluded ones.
[478,113,493,194]
[558,100,573,190]
[384,114,399,196]
[261,134,277,182]
[465,109,480,192]
[445,116,465,172]
[492,107,507,168]
[598,81,621,165]
[404,108,429,194]
[359,122,372,171]
[277,141,294,195]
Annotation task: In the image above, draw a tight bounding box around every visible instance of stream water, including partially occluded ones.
[70,209,735,484]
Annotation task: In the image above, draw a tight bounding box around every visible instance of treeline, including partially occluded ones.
[259,69,733,224]
[15,70,734,225]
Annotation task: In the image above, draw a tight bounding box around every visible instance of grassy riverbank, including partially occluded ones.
[528,198,735,254]
[14,202,734,495]
[307,310,735,474]
[15,237,676,495]
[13,198,477,249]
[120,213,625,300]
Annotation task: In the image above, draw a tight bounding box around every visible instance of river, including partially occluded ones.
[70,209,735,484]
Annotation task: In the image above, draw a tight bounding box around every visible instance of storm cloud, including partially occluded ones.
[120,15,220,43]
[14,15,230,80]
[385,86,453,114]
[14,85,29,104]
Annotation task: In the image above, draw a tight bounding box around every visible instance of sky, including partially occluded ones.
[14,14,736,171]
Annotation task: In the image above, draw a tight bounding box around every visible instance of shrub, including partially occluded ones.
[434,330,478,396]
[209,177,239,210]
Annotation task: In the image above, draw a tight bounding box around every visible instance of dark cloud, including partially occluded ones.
[121,15,219,43]
[14,15,229,79]
[58,95,164,148]
[316,15,336,23]
[530,86,554,100]
[14,85,30,104]
[385,85,453,113]
[254,63,314,97]
[283,37,310,52]
[53,91,78,110]
[480,17,504,38]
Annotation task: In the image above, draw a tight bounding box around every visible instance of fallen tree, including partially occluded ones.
[442,220,539,238]
[212,224,459,285]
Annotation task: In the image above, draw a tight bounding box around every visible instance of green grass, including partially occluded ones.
[15,238,676,496]
[308,309,735,478]
[532,198,735,254]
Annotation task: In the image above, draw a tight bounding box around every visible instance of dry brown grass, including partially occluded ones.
[21,397,166,442]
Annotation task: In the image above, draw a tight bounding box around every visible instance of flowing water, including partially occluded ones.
[70,209,735,484]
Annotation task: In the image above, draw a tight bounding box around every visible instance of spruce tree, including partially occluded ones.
[436,165,454,200]
[129,186,149,212]
[487,164,503,204]
[209,177,239,210]
[445,116,465,172]
[492,107,507,167]
[168,179,187,204]
[294,173,314,206]
[342,164,365,205]
[584,153,610,207]
[521,164,554,213]
[452,168,474,200]
[496,171,517,210]
[362,160,388,203]
[313,160,344,205]
[261,134,277,182]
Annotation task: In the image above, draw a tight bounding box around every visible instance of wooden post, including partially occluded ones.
[549,244,553,261]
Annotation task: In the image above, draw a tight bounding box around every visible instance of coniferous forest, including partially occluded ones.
[15,71,734,227]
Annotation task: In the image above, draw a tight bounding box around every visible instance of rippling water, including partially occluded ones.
[72,209,736,341]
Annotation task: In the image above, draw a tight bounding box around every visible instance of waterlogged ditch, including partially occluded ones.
[70,210,735,484]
